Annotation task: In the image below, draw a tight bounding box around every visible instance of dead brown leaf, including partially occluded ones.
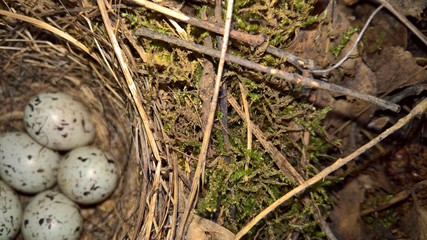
[343,63,377,95]
[302,2,425,125]
[388,0,427,19]
[402,195,427,240]
[357,3,408,53]
[329,177,366,240]
[329,173,397,239]
[364,46,426,94]
[186,214,235,240]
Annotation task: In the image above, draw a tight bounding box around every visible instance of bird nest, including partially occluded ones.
[0,1,157,239]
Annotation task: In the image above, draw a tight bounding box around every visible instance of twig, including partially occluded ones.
[266,45,315,70]
[228,95,337,240]
[142,161,162,239]
[134,27,400,112]
[175,0,235,238]
[228,95,302,182]
[377,0,427,46]
[120,22,148,63]
[311,5,384,74]
[361,179,427,216]
[216,0,232,168]
[96,0,162,163]
[130,0,314,70]
[385,84,427,103]
[234,97,427,239]
[170,148,179,240]
[238,83,252,172]
[131,0,265,46]
[332,65,427,135]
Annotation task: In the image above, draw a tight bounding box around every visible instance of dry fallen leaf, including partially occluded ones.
[329,172,396,239]
[364,46,427,94]
[343,63,377,95]
[402,194,427,240]
[329,177,366,240]
[186,214,235,240]
[388,0,427,19]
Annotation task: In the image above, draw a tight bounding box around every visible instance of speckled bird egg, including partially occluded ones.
[58,146,118,204]
[24,92,96,151]
[0,132,60,194]
[0,180,22,240]
[22,190,82,240]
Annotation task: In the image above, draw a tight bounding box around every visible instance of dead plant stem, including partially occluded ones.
[131,0,264,45]
[235,97,427,239]
[132,120,149,240]
[134,27,400,112]
[96,0,162,165]
[176,0,235,238]
[130,0,313,70]
[170,148,179,240]
[227,96,303,182]
[361,179,427,216]
[311,5,384,74]
[238,83,252,172]
[142,161,162,239]
[228,95,337,240]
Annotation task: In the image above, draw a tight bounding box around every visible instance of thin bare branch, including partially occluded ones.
[311,5,384,74]
[176,0,235,238]
[134,27,400,112]
[361,179,427,216]
[96,0,162,164]
[131,0,265,46]
[130,0,314,69]
[235,97,427,239]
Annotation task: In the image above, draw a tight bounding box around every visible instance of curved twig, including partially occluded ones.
[235,97,427,239]
[311,5,384,74]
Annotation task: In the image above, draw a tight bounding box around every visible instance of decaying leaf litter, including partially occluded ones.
[0,0,426,239]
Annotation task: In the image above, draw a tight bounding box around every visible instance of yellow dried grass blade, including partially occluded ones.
[0,10,101,64]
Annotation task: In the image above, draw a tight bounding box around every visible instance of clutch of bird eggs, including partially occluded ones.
[1,92,118,203]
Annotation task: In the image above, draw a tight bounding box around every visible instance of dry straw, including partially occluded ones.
[0,1,154,239]
[1,0,426,239]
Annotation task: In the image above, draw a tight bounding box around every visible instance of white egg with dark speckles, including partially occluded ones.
[0,132,60,194]
[22,190,82,240]
[0,180,22,240]
[24,92,96,151]
[58,146,118,204]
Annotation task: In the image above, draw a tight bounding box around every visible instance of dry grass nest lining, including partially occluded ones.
[0,12,144,239]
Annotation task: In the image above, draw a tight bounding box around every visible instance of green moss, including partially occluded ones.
[195,79,337,238]
[121,12,139,27]
[329,26,360,57]
[231,0,320,48]
[118,1,338,238]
